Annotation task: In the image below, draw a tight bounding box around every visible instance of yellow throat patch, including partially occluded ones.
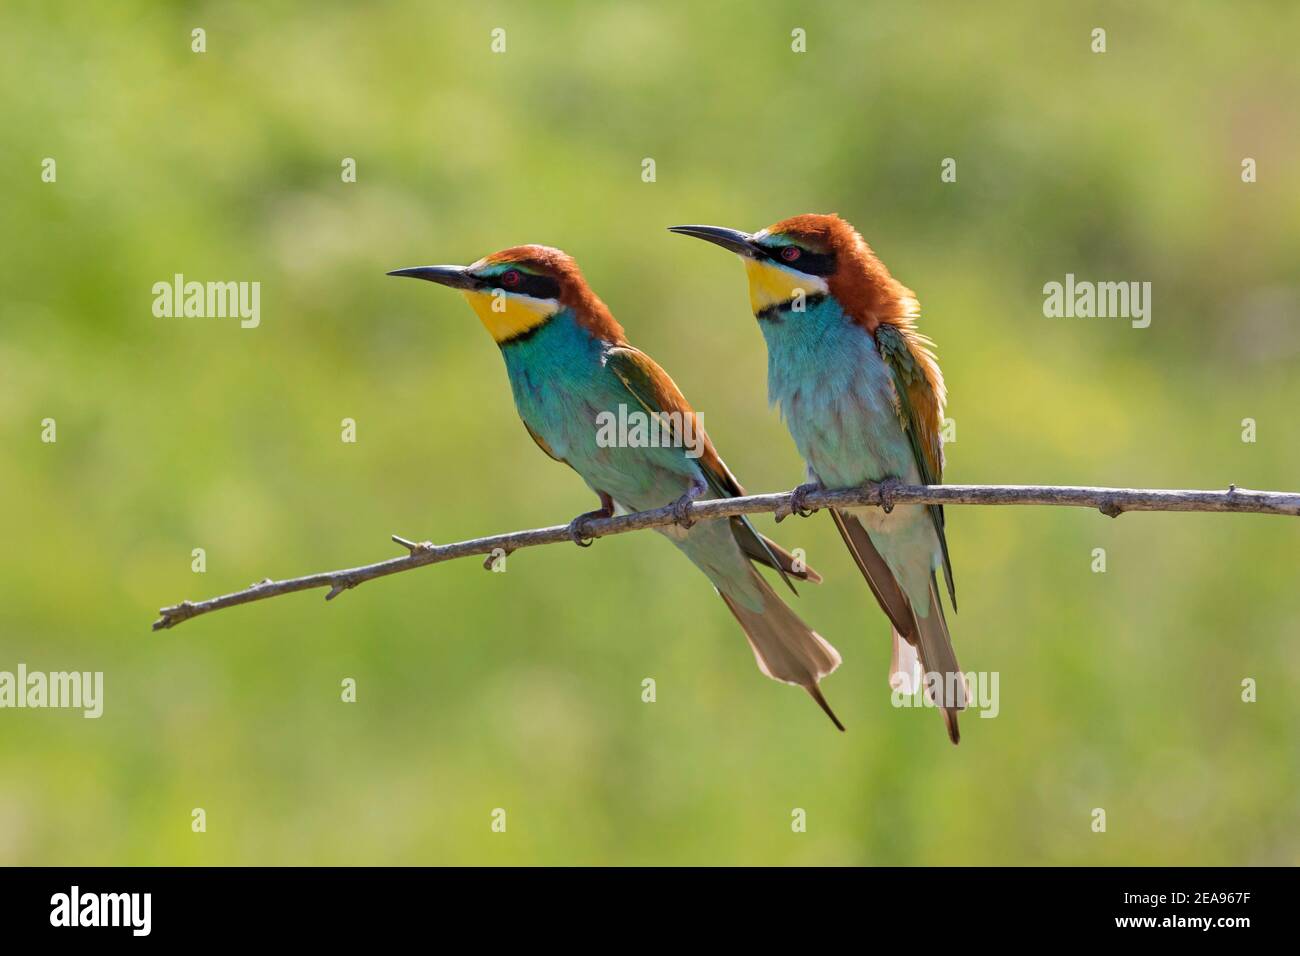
[462,289,559,343]
[743,258,829,313]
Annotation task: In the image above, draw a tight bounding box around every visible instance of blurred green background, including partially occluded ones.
[2,1,1298,865]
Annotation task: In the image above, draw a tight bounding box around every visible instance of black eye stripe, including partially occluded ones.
[485,271,560,299]
[759,243,836,276]
[518,274,560,299]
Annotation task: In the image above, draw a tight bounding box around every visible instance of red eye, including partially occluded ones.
[780,246,802,262]
[501,269,522,288]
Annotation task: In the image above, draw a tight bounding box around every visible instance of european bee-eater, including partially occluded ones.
[388,245,844,728]
[669,215,967,743]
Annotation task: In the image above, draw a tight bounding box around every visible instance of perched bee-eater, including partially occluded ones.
[670,215,966,743]
[389,245,844,728]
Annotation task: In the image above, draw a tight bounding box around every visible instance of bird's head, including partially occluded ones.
[669,213,907,329]
[389,244,624,345]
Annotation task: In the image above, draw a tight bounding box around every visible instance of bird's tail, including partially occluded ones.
[719,570,844,731]
[902,576,966,745]
[831,509,964,744]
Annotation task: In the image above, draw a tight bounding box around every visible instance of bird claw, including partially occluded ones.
[567,494,616,548]
[874,477,903,514]
[671,494,696,529]
[777,481,823,522]
[669,478,707,529]
[567,514,597,548]
[792,481,823,518]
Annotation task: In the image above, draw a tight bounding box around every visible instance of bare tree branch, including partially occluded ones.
[151,482,1298,631]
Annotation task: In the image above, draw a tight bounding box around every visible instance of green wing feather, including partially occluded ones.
[605,346,802,594]
[874,325,957,611]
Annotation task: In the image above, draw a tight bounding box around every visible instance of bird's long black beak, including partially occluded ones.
[386,265,481,290]
[667,224,758,257]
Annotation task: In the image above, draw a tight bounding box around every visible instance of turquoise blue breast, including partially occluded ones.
[759,296,919,488]
[499,310,701,511]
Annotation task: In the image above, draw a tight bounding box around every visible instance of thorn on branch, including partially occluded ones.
[325,579,357,601]
[153,599,197,631]
[392,535,436,555]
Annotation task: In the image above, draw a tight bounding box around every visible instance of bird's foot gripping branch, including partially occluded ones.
[151,483,1298,631]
